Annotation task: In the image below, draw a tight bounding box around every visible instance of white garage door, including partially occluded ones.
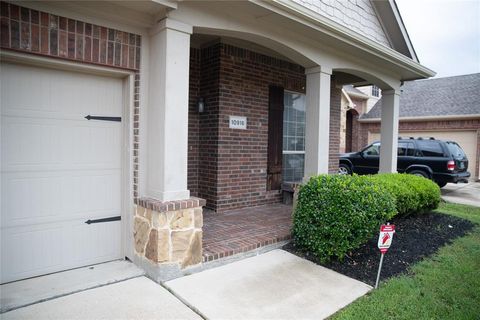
[369,130,478,179]
[1,62,124,283]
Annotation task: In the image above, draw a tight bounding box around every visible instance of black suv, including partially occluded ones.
[339,137,471,187]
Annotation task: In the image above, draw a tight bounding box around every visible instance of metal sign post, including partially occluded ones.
[375,223,395,289]
[375,253,385,289]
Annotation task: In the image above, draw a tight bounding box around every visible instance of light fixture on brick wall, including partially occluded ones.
[197,97,205,113]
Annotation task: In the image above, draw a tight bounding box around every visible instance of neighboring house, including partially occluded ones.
[358,73,480,181]
[0,0,434,283]
[357,84,382,113]
[339,85,369,153]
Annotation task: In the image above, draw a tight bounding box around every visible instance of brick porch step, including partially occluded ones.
[202,203,293,262]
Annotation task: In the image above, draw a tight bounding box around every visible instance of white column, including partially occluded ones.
[304,66,332,179]
[146,18,192,201]
[379,89,400,173]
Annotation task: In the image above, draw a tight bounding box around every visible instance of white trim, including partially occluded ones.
[345,90,369,100]
[122,74,136,261]
[282,151,306,155]
[359,114,480,123]
[388,0,419,62]
[0,51,132,77]
[150,18,193,36]
[253,0,435,79]
[305,65,332,75]
[151,0,177,9]
[1,51,135,262]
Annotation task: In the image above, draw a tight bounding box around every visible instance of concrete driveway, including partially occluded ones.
[441,182,480,207]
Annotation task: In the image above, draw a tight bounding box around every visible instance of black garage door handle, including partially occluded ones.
[85,216,121,224]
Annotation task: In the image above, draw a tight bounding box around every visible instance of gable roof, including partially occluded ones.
[372,0,418,62]
[361,73,480,120]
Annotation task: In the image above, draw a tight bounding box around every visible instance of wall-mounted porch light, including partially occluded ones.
[197,97,205,113]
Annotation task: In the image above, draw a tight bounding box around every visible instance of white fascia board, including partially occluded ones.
[359,114,480,123]
[346,91,369,100]
[151,0,177,9]
[388,0,418,62]
[252,0,435,79]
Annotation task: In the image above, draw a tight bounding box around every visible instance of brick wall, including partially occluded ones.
[329,84,341,173]
[0,2,142,199]
[188,42,343,212]
[188,48,201,197]
[188,43,307,212]
[198,44,222,207]
[358,119,480,179]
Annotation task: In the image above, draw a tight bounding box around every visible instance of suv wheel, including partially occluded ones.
[338,164,352,175]
[409,170,429,179]
[436,181,448,188]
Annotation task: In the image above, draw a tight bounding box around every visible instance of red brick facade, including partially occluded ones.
[329,84,342,173]
[1,3,344,210]
[188,43,341,212]
[0,2,142,199]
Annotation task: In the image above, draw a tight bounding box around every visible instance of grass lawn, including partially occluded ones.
[331,202,480,320]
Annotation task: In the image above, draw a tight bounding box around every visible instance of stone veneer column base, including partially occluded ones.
[133,197,205,282]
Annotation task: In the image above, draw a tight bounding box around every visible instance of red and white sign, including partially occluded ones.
[378,224,395,254]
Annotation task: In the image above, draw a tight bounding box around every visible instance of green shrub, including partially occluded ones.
[292,174,396,263]
[367,174,441,215]
[293,173,441,262]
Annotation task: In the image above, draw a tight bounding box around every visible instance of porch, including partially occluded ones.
[202,203,293,262]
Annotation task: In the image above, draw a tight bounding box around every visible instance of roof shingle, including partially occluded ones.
[362,73,480,119]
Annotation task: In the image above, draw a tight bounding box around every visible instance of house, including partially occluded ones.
[0,0,434,283]
[339,85,369,153]
[358,73,480,181]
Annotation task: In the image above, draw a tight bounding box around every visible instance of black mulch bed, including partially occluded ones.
[283,212,476,286]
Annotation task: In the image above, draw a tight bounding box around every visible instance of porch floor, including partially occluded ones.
[202,203,293,262]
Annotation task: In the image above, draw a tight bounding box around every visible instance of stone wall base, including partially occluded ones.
[133,197,205,280]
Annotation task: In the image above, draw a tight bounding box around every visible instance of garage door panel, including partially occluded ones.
[2,170,121,227]
[2,118,121,170]
[1,63,123,117]
[1,62,123,283]
[1,220,121,283]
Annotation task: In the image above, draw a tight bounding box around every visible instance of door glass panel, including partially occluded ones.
[282,92,306,182]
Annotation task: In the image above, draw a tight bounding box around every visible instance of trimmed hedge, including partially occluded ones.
[292,174,396,263]
[292,173,441,263]
[366,173,441,216]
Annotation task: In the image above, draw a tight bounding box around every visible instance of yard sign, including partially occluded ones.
[377,224,395,253]
[375,223,395,289]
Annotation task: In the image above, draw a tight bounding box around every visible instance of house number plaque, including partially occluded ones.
[229,116,247,130]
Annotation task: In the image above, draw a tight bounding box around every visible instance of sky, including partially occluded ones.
[396,0,480,78]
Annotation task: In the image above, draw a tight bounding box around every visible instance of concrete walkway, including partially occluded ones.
[0,260,144,313]
[1,277,201,320]
[441,182,480,207]
[166,250,372,320]
[2,251,372,320]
